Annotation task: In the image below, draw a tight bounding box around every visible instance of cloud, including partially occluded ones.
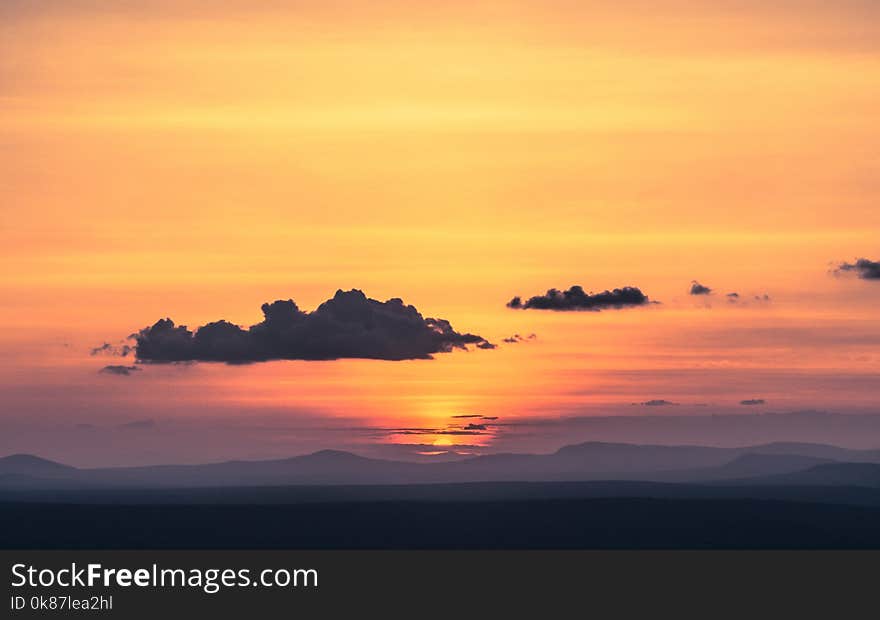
[507,285,653,311]
[118,419,156,429]
[463,423,488,431]
[450,414,500,420]
[689,281,712,295]
[740,399,766,406]
[634,399,678,407]
[725,292,771,305]
[834,258,880,280]
[502,333,537,344]
[132,290,493,363]
[99,365,141,376]
[91,342,134,357]
[388,428,487,436]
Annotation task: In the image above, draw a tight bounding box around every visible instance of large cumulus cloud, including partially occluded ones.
[507,285,653,311]
[134,289,493,363]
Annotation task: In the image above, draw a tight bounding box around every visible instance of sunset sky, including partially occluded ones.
[2,1,879,466]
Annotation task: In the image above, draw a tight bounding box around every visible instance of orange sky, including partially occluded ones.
[1,1,879,465]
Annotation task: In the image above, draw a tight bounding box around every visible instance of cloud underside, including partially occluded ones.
[133,289,493,363]
[835,258,880,280]
[507,285,651,311]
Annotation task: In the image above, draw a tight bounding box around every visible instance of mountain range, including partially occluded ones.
[4,440,880,489]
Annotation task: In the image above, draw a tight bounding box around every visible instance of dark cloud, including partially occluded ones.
[450,415,499,421]
[834,258,880,280]
[634,399,678,407]
[118,419,156,430]
[463,423,488,431]
[740,399,766,406]
[91,342,134,357]
[507,285,653,311]
[726,292,771,305]
[132,289,493,363]
[502,333,537,344]
[689,281,712,295]
[388,428,487,436]
[99,365,141,376]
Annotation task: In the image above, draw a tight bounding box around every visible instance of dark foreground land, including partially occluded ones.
[4,493,880,549]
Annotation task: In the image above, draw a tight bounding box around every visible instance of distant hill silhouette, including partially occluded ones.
[0,454,75,476]
[653,453,835,482]
[744,463,880,487]
[4,440,880,489]
[7,441,880,550]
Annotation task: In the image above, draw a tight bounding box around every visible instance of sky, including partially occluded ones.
[1,0,879,466]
